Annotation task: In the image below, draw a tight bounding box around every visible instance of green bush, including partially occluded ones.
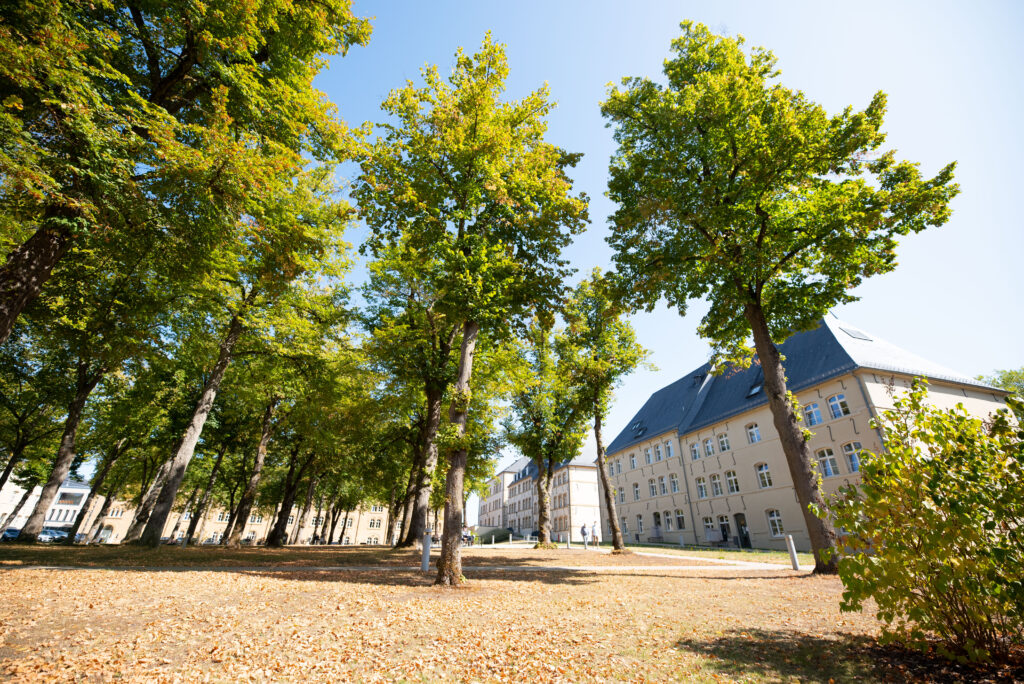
[829,381,1023,663]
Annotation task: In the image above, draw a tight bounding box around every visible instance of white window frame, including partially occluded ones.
[618,486,625,503]
[709,473,723,497]
[747,423,761,444]
[803,403,823,426]
[725,470,740,494]
[690,443,700,460]
[648,479,657,497]
[675,509,686,530]
[704,438,715,457]
[718,433,730,451]
[695,477,708,499]
[664,442,673,459]
[629,454,637,469]
[669,473,679,493]
[633,483,640,501]
[654,445,662,461]
[843,441,863,472]
[816,448,841,477]
[636,515,644,534]
[644,449,652,465]
[767,509,784,537]
[658,476,667,495]
[828,393,851,419]
[664,511,674,531]
[756,463,773,488]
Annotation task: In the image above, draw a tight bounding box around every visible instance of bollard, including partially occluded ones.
[785,534,800,571]
[421,531,431,572]
[565,533,570,549]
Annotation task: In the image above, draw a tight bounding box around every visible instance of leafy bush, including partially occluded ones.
[829,380,1023,663]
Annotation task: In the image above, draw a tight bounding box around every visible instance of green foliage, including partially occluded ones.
[601,21,959,363]
[829,380,1024,663]
[979,368,1024,422]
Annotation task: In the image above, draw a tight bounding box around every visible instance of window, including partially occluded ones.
[633,483,640,501]
[618,486,625,503]
[803,403,823,426]
[695,477,708,499]
[756,463,773,488]
[645,449,652,465]
[843,442,863,472]
[828,393,851,419]
[663,511,674,531]
[718,433,730,452]
[746,423,761,444]
[249,514,262,524]
[767,509,784,537]
[636,515,644,534]
[621,517,629,534]
[718,515,731,540]
[616,460,622,475]
[702,517,715,535]
[287,515,294,525]
[57,493,83,506]
[658,476,667,495]
[217,512,228,522]
[725,470,740,494]
[244,531,256,541]
[664,442,673,459]
[709,474,723,497]
[704,438,715,457]
[629,454,637,469]
[669,473,679,493]
[655,445,662,462]
[675,510,686,530]
[816,448,841,477]
[690,443,700,460]
[648,479,657,497]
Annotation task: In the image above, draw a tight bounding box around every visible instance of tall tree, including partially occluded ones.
[0,0,370,343]
[559,270,650,552]
[355,35,587,585]
[601,22,958,572]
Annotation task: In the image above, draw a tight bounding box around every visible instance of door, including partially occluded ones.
[734,513,751,548]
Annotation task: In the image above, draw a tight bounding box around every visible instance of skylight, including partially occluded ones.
[840,326,872,341]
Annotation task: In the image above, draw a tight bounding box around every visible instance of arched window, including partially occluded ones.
[843,442,863,472]
[636,515,644,534]
[669,473,679,493]
[718,433,730,451]
[648,479,657,497]
[803,403,823,426]
[664,511,674,531]
[618,486,625,503]
[704,438,715,457]
[664,442,674,459]
[690,443,700,460]
[632,483,640,501]
[816,448,840,477]
[756,463,773,488]
[709,473,723,497]
[725,470,740,494]
[766,509,784,537]
[746,423,762,444]
[658,476,667,495]
[695,477,708,499]
[674,510,686,530]
[828,393,851,419]
[654,445,662,461]
[644,448,652,465]
[629,454,637,469]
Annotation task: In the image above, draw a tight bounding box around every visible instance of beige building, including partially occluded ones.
[478,457,529,529]
[601,316,1009,552]
[488,456,601,542]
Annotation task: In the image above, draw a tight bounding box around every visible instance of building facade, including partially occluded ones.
[0,479,92,535]
[477,457,529,529]
[600,316,1009,552]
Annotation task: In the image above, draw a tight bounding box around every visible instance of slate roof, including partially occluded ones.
[606,315,1003,456]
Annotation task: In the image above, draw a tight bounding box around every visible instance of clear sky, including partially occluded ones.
[317,1,1023,525]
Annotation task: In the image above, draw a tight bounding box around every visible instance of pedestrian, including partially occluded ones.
[580,523,589,549]
[591,522,599,546]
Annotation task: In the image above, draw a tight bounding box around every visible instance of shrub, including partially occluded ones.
[829,380,1023,663]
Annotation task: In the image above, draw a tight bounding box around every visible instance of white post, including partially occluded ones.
[491,535,494,547]
[785,534,800,571]
[565,532,570,549]
[421,531,431,572]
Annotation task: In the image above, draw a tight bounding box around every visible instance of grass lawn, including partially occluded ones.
[0,545,1015,682]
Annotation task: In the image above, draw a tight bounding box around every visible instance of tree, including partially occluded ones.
[601,22,959,572]
[355,35,587,585]
[506,321,589,546]
[829,381,1023,663]
[979,368,1023,422]
[0,0,370,343]
[559,270,650,552]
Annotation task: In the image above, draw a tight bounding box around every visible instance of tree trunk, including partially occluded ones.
[267,448,312,547]
[288,476,317,545]
[0,486,32,533]
[123,459,171,542]
[436,320,479,586]
[186,442,229,543]
[225,398,278,548]
[64,439,124,545]
[0,221,73,346]
[0,448,24,494]
[384,485,398,545]
[536,461,553,544]
[327,506,341,544]
[594,403,625,551]
[18,364,102,541]
[744,302,838,573]
[139,307,247,547]
[167,485,200,543]
[86,485,117,543]
[318,503,332,544]
[400,390,444,548]
[397,460,419,545]
[221,483,240,543]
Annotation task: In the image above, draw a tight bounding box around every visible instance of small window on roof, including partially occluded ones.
[839,326,873,341]
[747,383,762,397]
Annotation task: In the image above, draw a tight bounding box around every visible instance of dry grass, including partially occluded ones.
[0,545,888,682]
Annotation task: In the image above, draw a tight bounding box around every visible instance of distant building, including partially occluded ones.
[600,316,1009,552]
[0,479,91,533]
[484,455,600,542]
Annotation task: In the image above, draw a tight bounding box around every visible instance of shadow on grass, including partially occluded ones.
[676,628,875,683]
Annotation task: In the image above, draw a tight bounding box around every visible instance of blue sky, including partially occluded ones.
[317,2,1023,523]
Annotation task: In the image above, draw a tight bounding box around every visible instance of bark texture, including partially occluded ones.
[399,390,444,548]
[745,302,838,573]
[225,398,278,547]
[435,320,479,586]
[0,222,73,346]
[594,405,625,551]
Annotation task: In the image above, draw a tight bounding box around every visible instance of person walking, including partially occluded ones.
[580,523,589,550]
[591,522,599,547]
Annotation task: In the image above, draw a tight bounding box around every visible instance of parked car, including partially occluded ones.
[37,528,68,543]
[1,528,21,541]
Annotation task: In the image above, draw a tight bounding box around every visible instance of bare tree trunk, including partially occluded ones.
[0,486,32,533]
[140,306,248,547]
[86,486,117,544]
[0,220,73,346]
[226,398,278,548]
[385,485,398,545]
[167,485,200,543]
[186,442,229,543]
[267,448,313,547]
[327,506,342,544]
[64,439,124,545]
[221,483,240,543]
[594,403,625,551]
[397,460,419,545]
[123,459,171,542]
[19,363,102,541]
[436,320,479,586]
[400,391,444,548]
[745,302,838,573]
[536,461,553,544]
[318,503,332,544]
[289,476,317,545]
